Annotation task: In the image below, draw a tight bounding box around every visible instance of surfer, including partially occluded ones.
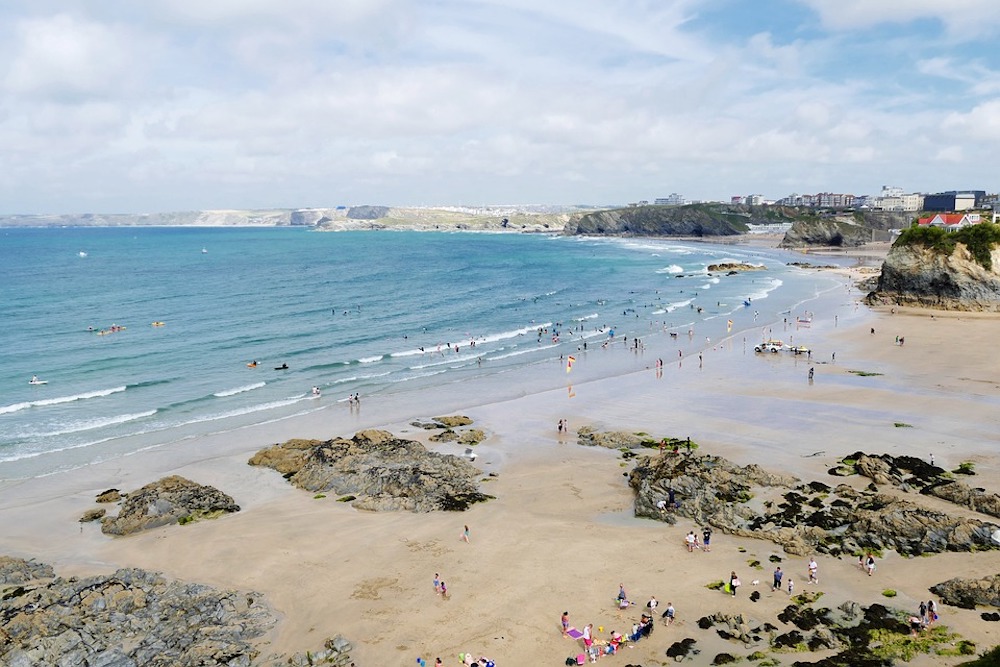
[275,363,288,370]
[247,360,258,368]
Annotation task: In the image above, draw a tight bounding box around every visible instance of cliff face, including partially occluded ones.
[868,244,1000,311]
[779,218,871,248]
[566,204,759,237]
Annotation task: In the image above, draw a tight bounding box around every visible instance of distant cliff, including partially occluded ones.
[780,211,909,248]
[565,203,802,237]
[867,223,1000,311]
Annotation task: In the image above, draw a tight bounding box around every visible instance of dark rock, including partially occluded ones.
[629,448,1000,556]
[981,612,1000,621]
[100,476,240,536]
[780,219,870,248]
[666,638,698,659]
[707,263,766,272]
[750,591,760,602]
[931,575,1000,609]
[712,653,738,665]
[250,429,492,512]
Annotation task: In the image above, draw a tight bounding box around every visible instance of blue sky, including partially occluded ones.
[2,0,999,213]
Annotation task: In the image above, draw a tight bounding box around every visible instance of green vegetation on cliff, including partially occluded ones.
[895,222,1000,270]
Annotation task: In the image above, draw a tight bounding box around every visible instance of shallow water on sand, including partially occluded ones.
[0,227,845,479]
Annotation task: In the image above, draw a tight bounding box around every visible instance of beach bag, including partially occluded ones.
[566,658,577,666]
[733,578,741,587]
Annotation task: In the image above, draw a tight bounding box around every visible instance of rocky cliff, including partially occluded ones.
[867,235,1000,311]
[779,218,872,247]
[566,203,758,236]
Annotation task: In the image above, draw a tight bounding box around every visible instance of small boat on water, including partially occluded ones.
[151,321,166,327]
[78,251,88,258]
[29,376,47,385]
[201,248,208,254]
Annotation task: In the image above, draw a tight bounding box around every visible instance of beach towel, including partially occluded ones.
[566,627,585,640]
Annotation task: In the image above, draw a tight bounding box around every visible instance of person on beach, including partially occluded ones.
[439,580,447,597]
[866,553,876,576]
[772,566,783,592]
[462,525,470,543]
[787,578,794,595]
[685,531,696,552]
[647,596,658,615]
[808,557,818,584]
[617,583,627,603]
[919,600,928,626]
[561,611,570,635]
[433,573,440,594]
[702,527,712,552]
[582,623,593,651]
[729,571,741,597]
[664,602,675,625]
[808,367,815,381]
[928,599,938,625]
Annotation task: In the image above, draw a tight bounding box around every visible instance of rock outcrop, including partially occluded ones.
[931,575,1000,609]
[779,218,871,248]
[576,426,649,449]
[867,243,1000,311]
[840,452,1000,520]
[249,429,492,512]
[0,556,54,585]
[0,565,276,667]
[629,450,1000,556]
[706,262,765,272]
[100,476,240,536]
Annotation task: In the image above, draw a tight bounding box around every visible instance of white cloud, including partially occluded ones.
[0,1,997,212]
[943,100,1000,142]
[3,14,144,101]
[798,0,1000,37]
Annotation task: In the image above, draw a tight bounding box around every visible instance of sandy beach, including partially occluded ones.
[4,261,1000,666]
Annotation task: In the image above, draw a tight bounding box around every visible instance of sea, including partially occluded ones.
[0,227,849,481]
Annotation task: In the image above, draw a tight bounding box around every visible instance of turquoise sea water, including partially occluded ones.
[0,227,842,479]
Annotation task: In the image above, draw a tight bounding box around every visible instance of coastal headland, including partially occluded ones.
[3,254,1000,665]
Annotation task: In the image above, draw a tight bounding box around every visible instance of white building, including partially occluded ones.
[654,193,685,205]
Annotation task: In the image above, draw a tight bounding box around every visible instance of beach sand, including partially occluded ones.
[3,265,1000,666]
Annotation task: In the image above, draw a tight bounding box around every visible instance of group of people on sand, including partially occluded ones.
[683,527,712,552]
[562,586,676,663]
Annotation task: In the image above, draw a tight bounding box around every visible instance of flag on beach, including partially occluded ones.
[566,355,576,373]
[727,319,733,332]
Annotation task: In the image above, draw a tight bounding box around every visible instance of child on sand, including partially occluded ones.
[562,611,570,635]
[462,525,470,543]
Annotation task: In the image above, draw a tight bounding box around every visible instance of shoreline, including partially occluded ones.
[6,258,1000,665]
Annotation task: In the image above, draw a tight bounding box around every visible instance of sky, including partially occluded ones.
[2,0,1000,214]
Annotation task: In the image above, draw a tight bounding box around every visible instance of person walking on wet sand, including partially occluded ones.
[461,525,470,543]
